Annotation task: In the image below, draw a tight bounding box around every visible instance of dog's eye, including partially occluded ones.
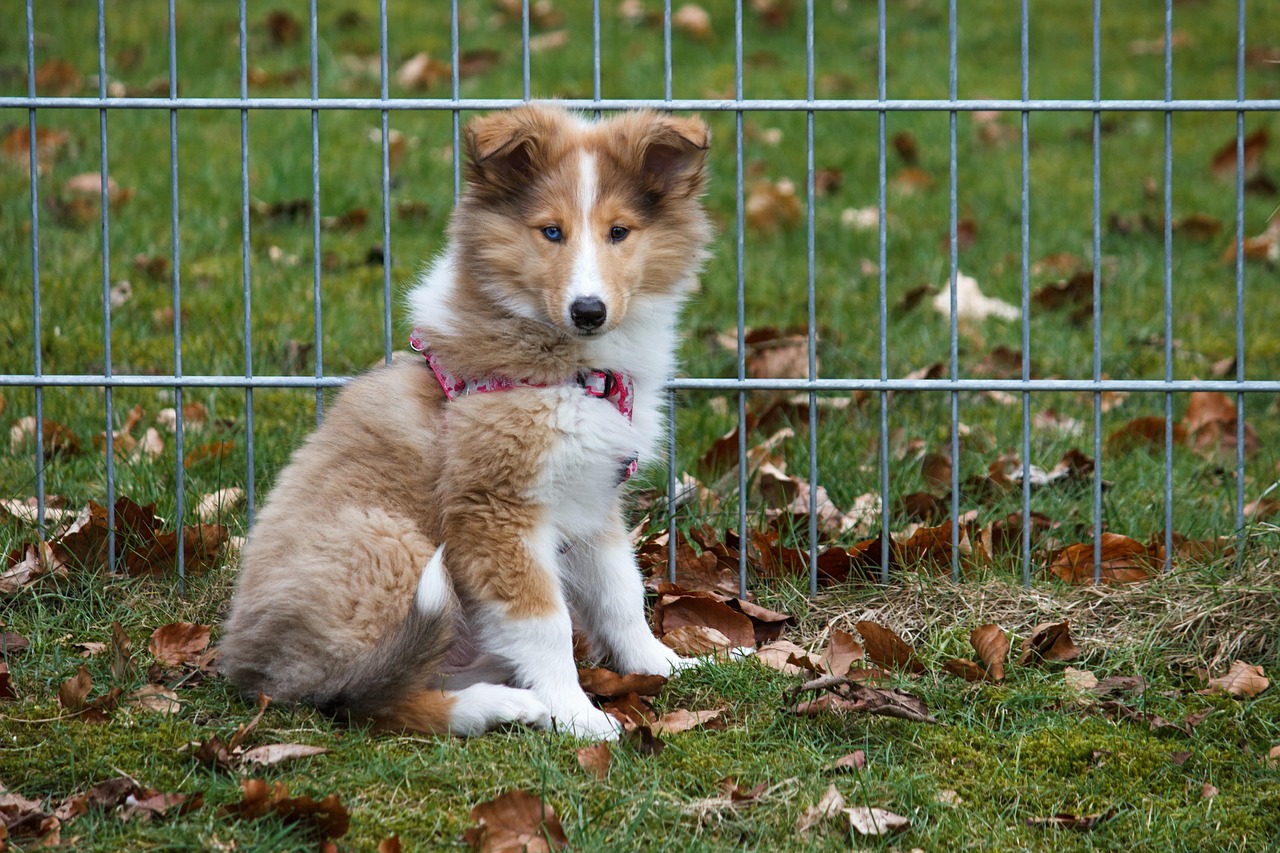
[609,226,630,242]
[541,225,563,242]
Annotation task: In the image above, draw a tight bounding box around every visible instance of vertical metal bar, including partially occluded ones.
[948,0,960,583]
[1091,0,1103,584]
[805,0,818,596]
[592,0,601,107]
[1163,0,1174,571]
[169,0,186,590]
[663,0,672,101]
[522,0,531,101]
[877,0,890,584]
[1020,0,1031,588]
[240,0,255,525]
[664,0,677,583]
[1234,0,1246,540]
[667,388,678,583]
[310,0,324,421]
[735,0,748,599]
[97,0,116,571]
[25,0,45,535]
[381,0,392,365]
[452,0,461,198]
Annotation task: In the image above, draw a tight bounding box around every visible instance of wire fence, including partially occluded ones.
[3,1,1277,598]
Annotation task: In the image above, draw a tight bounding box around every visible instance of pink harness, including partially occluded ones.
[409,328,639,482]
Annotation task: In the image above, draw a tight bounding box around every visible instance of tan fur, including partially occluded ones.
[218,105,712,736]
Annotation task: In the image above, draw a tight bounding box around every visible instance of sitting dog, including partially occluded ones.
[218,105,713,740]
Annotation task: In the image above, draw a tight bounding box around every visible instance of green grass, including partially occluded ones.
[3,1,1280,849]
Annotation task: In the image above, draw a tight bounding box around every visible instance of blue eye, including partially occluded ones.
[541,225,563,242]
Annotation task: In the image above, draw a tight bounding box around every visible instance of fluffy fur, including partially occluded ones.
[218,105,713,739]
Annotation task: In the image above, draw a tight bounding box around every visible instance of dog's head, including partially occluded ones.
[454,105,712,338]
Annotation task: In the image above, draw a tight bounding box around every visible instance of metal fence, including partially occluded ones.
[3,1,1277,597]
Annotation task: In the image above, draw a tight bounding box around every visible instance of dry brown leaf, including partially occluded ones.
[933,272,1019,321]
[1063,667,1099,691]
[396,52,451,90]
[672,3,712,39]
[149,623,211,666]
[829,750,866,772]
[1028,809,1115,831]
[789,675,936,723]
[2,125,72,175]
[651,707,726,735]
[856,621,926,674]
[9,416,82,459]
[796,784,845,833]
[1019,620,1081,665]
[195,487,245,523]
[219,779,349,840]
[126,684,181,715]
[746,178,802,232]
[0,660,17,700]
[1211,128,1268,181]
[819,629,864,677]
[464,790,568,852]
[577,667,667,699]
[660,624,735,657]
[576,743,612,780]
[756,640,822,676]
[942,658,984,682]
[653,591,756,648]
[971,624,1009,682]
[1049,534,1154,585]
[846,805,909,836]
[240,744,331,767]
[1204,661,1269,699]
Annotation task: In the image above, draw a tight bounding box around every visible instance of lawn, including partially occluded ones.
[2,0,1279,849]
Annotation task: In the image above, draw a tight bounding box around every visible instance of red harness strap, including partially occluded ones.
[409,329,639,482]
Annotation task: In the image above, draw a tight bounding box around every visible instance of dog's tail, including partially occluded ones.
[308,546,459,732]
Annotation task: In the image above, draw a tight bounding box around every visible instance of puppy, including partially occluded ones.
[218,105,713,740]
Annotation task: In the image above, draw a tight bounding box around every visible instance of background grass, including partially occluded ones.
[2,1,1280,850]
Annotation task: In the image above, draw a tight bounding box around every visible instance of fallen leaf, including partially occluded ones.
[1201,782,1219,800]
[756,639,823,676]
[240,744,331,767]
[463,790,568,852]
[2,125,72,175]
[660,624,735,657]
[1032,270,1094,320]
[1027,809,1115,831]
[529,30,570,52]
[266,9,302,44]
[195,487,245,523]
[796,784,845,833]
[126,684,181,715]
[1211,128,1268,182]
[933,271,1019,321]
[1064,667,1100,691]
[1018,621,1081,665]
[856,621,926,674]
[1049,534,1154,585]
[653,590,756,648]
[829,750,866,772]
[672,3,712,39]
[149,623,211,666]
[576,743,612,779]
[0,660,17,700]
[846,805,909,836]
[577,668,666,699]
[1204,661,1269,699]
[942,658,984,682]
[651,707,726,735]
[970,624,1009,682]
[9,416,82,458]
[219,779,349,840]
[746,178,802,232]
[789,675,937,723]
[819,629,864,677]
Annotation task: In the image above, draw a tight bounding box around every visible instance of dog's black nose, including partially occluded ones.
[570,296,607,331]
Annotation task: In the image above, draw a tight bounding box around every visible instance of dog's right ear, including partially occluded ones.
[463,108,561,192]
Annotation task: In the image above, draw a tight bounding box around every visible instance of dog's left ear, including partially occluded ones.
[637,113,711,198]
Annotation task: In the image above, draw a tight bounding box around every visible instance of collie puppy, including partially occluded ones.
[218,105,713,740]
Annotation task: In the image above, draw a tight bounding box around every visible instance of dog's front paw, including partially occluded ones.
[551,706,624,742]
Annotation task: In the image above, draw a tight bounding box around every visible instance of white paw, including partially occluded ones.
[449,684,552,735]
[551,705,624,741]
[619,640,695,677]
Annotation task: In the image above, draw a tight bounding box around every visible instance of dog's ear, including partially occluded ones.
[463,107,562,191]
[636,113,711,198]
